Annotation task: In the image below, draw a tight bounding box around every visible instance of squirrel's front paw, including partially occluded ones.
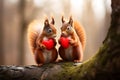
[69,39,78,46]
[69,39,75,45]
[39,44,46,50]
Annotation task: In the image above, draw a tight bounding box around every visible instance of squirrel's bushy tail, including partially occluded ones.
[74,21,86,51]
[27,20,43,53]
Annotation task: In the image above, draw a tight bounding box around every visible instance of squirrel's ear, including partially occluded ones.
[62,16,65,23]
[51,17,55,25]
[44,18,49,26]
[68,16,73,26]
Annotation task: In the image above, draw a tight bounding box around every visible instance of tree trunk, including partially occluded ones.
[0,0,4,64]
[0,0,120,80]
[18,0,26,65]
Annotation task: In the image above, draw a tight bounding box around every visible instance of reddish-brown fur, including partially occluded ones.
[59,16,85,62]
[28,17,58,66]
[74,21,86,50]
[51,47,58,62]
[59,47,67,61]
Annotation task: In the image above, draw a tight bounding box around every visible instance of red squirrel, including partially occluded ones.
[59,16,86,63]
[28,17,58,66]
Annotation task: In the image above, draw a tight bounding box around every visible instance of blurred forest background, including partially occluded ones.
[0,0,111,65]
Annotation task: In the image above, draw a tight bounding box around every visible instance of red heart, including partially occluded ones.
[60,37,69,48]
[42,39,54,50]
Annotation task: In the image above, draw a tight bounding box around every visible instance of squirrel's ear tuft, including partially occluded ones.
[44,18,49,26]
[51,17,55,25]
[68,16,73,26]
[62,16,65,23]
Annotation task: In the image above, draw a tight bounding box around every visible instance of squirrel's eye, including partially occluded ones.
[67,26,71,31]
[47,28,52,33]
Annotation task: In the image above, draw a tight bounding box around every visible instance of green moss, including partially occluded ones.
[54,60,97,80]
[54,62,78,80]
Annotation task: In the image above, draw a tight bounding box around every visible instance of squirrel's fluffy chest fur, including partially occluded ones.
[64,36,73,60]
[42,37,53,63]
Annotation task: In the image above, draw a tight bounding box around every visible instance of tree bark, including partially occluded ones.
[0,0,120,80]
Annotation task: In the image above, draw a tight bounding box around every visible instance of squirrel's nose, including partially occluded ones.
[52,34,56,38]
[61,32,66,36]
